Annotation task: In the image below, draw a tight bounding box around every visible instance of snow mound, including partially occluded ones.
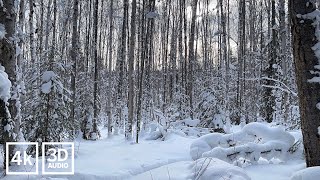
[190,123,295,165]
[291,166,320,180]
[190,158,251,180]
[0,65,11,102]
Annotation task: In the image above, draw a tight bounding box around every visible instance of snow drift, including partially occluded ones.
[291,166,320,180]
[190,157,251,180]
[190,122,295,165]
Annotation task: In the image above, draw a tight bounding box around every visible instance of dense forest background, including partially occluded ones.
[0,0,303,145]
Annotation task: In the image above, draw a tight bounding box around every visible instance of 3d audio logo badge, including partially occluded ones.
[6,142,74,175]
[42,142,74,175]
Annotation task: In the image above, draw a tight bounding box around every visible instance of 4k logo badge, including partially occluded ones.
[6,142,74,175]
[6,142,39,175]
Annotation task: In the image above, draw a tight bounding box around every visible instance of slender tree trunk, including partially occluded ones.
[236,0,246,124]
[38,0,44,76]
[115,0,129,135]
[279,0,290,123]
[263,0,277,123]
[71,0,79,136]
[107,0,114,138]
[92,0,100,139]
[187,0,198,119]
[29,0,36,81]
[44,0,52,67]
[17,0,24,67]
[127,0,137,141]
[136,0,146,142]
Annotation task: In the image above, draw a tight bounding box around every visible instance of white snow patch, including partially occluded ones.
[4,124,11,132]
[300,9,320,20]
[131,161,192,180]
[42,71,56,82]
[0,23,6,39]
[183,118,200,127]
[41,71,56,94]
[190,158,251,180]
[0,65,11,102]
[307,77,320,83]
[314,65,320,70]
[291,166,320,180]
[41,81,52,94]
[212,114,224,128]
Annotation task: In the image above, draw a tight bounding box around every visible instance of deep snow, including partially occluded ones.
[0,125,310,180]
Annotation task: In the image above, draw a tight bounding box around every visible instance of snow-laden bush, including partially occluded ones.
[24,70,72,155]
[190,122,295,165]
[190,157,251,180]
[144,122,186,140]
[291,166,320,180]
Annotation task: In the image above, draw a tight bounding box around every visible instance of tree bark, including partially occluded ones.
[236,0,246,124]
[0,0,17,170]
[290,0,320,166]
[127,0,137,141]
[115,0,128,135]
[107,0,114,138]
[187,0,198,119]
[92,0,100,139]
[71,0,79,136]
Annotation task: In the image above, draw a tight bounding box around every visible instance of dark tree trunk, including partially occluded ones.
[127,0,137,141]
[0,0,17,170]
[290,0,320,167]
[71,0,79,137]
[187,0,198,119]
[92,0,100,139]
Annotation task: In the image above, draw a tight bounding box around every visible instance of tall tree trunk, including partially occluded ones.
[44,0,52,67]
[29,0,36,86]
[263,0,277,123]
[290,0,320,167]
[279,0,290,123]
[107,0,114,138]
[92,0,100,139]
[236,0,246,124]
[71,0,79,136]
[115,0,129,135]
[136,0,146,142]
[0,0,17,170]
[187,0,198,119]
[127,0,137,141]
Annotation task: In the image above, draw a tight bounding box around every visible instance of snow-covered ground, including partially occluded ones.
[0,125,309,180]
